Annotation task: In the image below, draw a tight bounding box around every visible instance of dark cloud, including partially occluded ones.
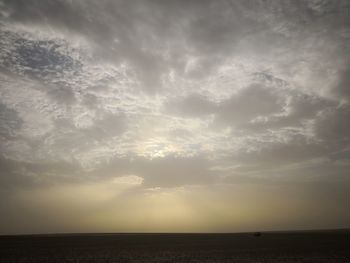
[314,105,350,144]
[249,92,335,131]
[165,85,285,130]
[233,139,325,168]
[0,30,81,79]
[0,156,81,189]
[85,112,127,139]
[0,102,22,139]
[47,85,76,105]
[166,84,281,111]
[164,94,216,117]
[216,85,283,127]
[334,67,350,102]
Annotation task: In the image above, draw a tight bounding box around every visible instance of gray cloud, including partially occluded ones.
[314,105,350,144]
[164,93,216,117]
[0,156,81,190]
[93,154,215,187]
[216,85,284,127]
[334,67,350,102]
[0,102,22,139]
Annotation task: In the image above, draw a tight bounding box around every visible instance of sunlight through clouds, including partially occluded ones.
[1,0,350,234]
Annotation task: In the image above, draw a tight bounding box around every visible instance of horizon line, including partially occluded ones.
[2,227,350,237]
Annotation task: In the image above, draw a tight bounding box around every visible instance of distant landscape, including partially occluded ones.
[1,230,350,263]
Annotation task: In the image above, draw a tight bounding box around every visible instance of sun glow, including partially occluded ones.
[136,137,180,158]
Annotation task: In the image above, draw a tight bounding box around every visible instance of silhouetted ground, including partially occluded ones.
[1,230,350,262]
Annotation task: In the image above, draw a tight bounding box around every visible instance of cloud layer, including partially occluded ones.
[1,0,350,234]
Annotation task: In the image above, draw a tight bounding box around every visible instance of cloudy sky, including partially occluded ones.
[0,0,350,234]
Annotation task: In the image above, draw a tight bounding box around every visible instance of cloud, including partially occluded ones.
[333,67,350,103]
[0,156,81,190]
[0,102,22,139]
[90,155,215,188]
[0,0,350,233]
[164,93,216,117]
[1,0,349,182]
[314,105,350,144]
[216,85,283,127]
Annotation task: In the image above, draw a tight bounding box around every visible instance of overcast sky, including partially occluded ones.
[1,0,350,234]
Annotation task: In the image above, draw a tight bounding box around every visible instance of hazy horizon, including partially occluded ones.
[1,0,350,235]
[3,227,350,236]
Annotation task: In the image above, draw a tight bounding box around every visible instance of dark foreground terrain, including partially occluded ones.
[1,230,350,263]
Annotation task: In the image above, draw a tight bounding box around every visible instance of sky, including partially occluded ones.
[0,0,350,235]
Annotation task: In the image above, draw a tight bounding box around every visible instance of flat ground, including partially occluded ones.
[1,230,350,262]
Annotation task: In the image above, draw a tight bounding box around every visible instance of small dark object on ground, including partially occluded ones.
[254,232,262,237]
